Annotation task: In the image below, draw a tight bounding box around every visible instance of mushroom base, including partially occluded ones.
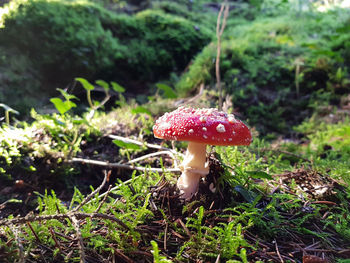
[177,170,204,199]
[177,142,209,199]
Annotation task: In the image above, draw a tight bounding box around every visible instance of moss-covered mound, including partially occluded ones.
[176,9,350,135]
[0,0,212,112]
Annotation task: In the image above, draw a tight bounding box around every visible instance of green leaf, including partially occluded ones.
[96,80,109,92]
[246,171,272,180]
[111,81,125,93]
[156,83,177,99]
[65,100,77,109]
[72,118,88,125]
[50,98,76,115]
[112,139,141,150]
[57,88,78,101]
[50,98,70,115]
[234,185,257,203]
[131,106,152,116]
[75,77,95,91]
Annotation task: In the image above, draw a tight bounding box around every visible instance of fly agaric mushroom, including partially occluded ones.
[153,107,252,200]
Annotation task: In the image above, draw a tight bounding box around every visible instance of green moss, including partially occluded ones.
[176,10,350,135]
[0,0,120,84]
[0,0,211,112]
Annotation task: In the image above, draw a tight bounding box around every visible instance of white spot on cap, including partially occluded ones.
[228,138,232,141]
[232,130,236,135]
[202,127,207,132]
[228,115,236,124]
[188,129,194,134]
[199,116,207,123]
[203,135,208,139]
[159,122,171,130]
[216,124,226,133]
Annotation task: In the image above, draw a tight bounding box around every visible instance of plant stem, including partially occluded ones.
[87,90,94,109]
[5,110,9,125]
[216,0,229,111]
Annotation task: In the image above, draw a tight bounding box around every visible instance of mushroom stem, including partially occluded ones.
[177,142,209,199]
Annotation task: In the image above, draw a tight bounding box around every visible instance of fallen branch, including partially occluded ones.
[108,134,183,157]
[0,212,130,231]
[8,224,25,263]
[71,157,181,173]
[216,0,229,110]
[70,215,86,263]
[73,170,109,212]
[127,150,179,167]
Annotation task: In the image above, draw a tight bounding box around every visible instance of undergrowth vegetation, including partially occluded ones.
[0,0,350,262]
[0,78,349,261]
[176,7,350,135]
[0,0,211,112]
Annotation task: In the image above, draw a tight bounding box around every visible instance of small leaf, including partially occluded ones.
[234,185,257,203]
[111,81,125,93]
[156,83,177,99]
[246,171,272,180]
[72,118,88,125]
[76,77,95,91]
[57,88,78,101]
[112,139,141,150]
[65,100,77,109]
[131,106,152,116]
[50,98,70,115]
[96,80,109,92]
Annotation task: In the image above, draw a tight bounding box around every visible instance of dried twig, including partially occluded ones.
[127,150,179,168]
[95,185,112,213]
[70,215,86,263]
[274,239,284,263]
[108,134,182,157]
[27,222,41,243]
[71,157,181,173]
[9,224,25,263]
[49,227,63,254]
[72,170,109,212]
[0,212,130,231]
[216,0,229,111]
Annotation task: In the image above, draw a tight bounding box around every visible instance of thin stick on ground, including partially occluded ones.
[71,157,181,173]
[49,227,64,254]
[275,239,284,263]
[0,212,130,230]
[72,170,109,212]
[70,215,86,263]
[107,134,183,157]
[216,0,229,111]
[127,150,180,168]
[9,224,25,263]
[95,184,113,213]
[27,222,41,243]
[95,176,137,202]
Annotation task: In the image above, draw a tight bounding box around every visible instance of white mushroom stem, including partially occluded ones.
[177,141,209,199]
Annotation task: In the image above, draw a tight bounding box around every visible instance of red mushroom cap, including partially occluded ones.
[153,107,252,146]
